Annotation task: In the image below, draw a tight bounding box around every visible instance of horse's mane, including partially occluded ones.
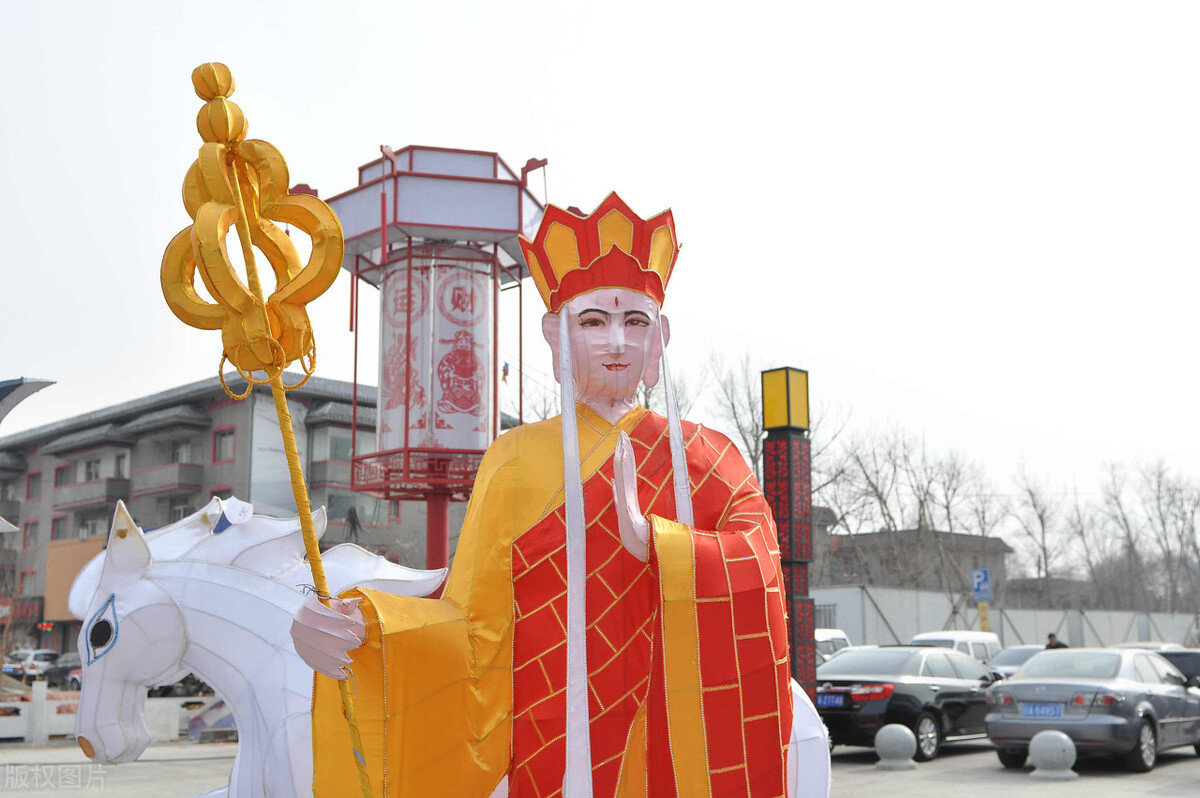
[70,496,445,625]
[136,497,325,568]
[68,498,328,618]
[187,500,325,572]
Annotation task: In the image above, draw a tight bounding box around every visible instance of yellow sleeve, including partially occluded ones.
[312,438,521,798]
[311,587,510,797]
[311,412,621,797]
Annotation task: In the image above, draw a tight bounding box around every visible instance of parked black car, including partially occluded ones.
[815,646,1000,761]
[986,648,1200,772]
[148,673,213,698]
[44,652,81,690]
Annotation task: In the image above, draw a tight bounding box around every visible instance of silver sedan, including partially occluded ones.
[985,648,1200,772]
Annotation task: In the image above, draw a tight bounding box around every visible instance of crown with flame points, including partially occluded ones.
[519,192,679,312]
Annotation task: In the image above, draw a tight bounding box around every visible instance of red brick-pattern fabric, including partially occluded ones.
[763,432,815,692]
[510,412,791,797]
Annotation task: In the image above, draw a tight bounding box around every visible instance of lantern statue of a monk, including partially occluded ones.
[292,192,829,798]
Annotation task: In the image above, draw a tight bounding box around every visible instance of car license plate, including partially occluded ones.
[1020,702,1062,718]
[817,693,845,708]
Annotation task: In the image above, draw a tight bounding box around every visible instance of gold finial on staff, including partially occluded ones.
[160,62,374,798]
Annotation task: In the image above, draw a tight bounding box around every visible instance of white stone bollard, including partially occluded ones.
[27,680,48,746]
[874,723,918,770]
[1029,730,1078,780]
[145,697,183,743]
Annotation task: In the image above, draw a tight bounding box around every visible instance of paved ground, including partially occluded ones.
[831,741,1200,797]
[0,738,1197,796]
[0,740,233,797]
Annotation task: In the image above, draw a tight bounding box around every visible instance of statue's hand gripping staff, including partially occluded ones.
[160,62,373,798]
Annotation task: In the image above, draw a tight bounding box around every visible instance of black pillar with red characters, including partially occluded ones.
[760,367,815,698]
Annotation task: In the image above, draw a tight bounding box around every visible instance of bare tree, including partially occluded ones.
[965,475,1009,541]
[517,376,560,422]
[637,368,702,418]
[809,401,851,497]
[844,429,907,532]
[812,425,997,593]
[707,354,766,480]
[1011,469,1069,606]
[0,531,19,659]
[1098,464,1156,612]
[1066,490,1113,608]
[1136,460,1198,614]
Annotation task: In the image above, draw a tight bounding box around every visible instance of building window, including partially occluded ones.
[25,472,41,500]
[20,568,36,597]
[389,500,403,522]
[327,492,357,522]
[78,516,107,538]
[213,428,235,464]
[0,480,13,500]
[114,453,127,478]
[22,521,37,549]
[51,516,68,541]
[310,426,375,463]
[84,459,101,481]
[326,491,385,525]
[171,440,193,464]
[54,464,73,487]
[210,486,234,501]
[168,498,193,523]
[329,429,353,462]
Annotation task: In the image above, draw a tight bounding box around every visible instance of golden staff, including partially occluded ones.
[160,62,373,798]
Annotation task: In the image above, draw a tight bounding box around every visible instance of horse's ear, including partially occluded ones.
[313,506,327,541]
[102,500,151,577]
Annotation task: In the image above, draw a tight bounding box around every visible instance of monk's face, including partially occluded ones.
[543,288,667,402]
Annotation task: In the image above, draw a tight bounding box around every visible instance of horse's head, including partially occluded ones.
[69,502,188,763]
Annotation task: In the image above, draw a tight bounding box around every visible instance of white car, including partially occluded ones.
[2,649,59,683]
[815,628,852,658]
[909,630,1001,662]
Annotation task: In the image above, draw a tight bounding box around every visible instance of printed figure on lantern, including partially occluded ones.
[291,193,829,797]
[380,269,429,434]
[382,333,426,415]
[436,329,486,416]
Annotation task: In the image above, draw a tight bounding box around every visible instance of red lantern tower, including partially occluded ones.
[327,146,546,568]
[761,367,816,698]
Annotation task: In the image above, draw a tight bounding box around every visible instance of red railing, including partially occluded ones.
[351,448,484,501]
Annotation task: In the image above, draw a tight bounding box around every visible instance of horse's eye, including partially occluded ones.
[85,595,119,664]
[89,620,113,649]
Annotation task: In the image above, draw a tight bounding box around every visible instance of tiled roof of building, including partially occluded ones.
[41,423,136,455]
[0,450,26,471]
[306,402,377,428]
[0,374,377,451]
[116,404,212,436]
[827,528,1014,554]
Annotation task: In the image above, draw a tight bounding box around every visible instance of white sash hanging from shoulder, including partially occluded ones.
[658,310,694,525]
[558,309,594,798]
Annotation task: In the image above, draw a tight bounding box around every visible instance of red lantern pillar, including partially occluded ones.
[426,491,450,570]
[761,368,815,698]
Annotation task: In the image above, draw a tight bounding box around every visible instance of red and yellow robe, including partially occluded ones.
[313,404,791,797]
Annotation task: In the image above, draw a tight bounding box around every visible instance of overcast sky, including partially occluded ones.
[2,1,1198,499]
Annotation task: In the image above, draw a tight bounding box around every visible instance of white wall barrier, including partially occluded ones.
[813,585,1200,648]
[0,691,225,744]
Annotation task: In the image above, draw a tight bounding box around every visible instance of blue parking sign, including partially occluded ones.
[972,568,991,604]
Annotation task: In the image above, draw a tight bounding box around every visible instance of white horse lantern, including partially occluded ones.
[67,498,445,798]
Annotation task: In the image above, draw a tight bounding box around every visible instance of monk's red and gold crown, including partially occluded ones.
[519,192,679,312]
